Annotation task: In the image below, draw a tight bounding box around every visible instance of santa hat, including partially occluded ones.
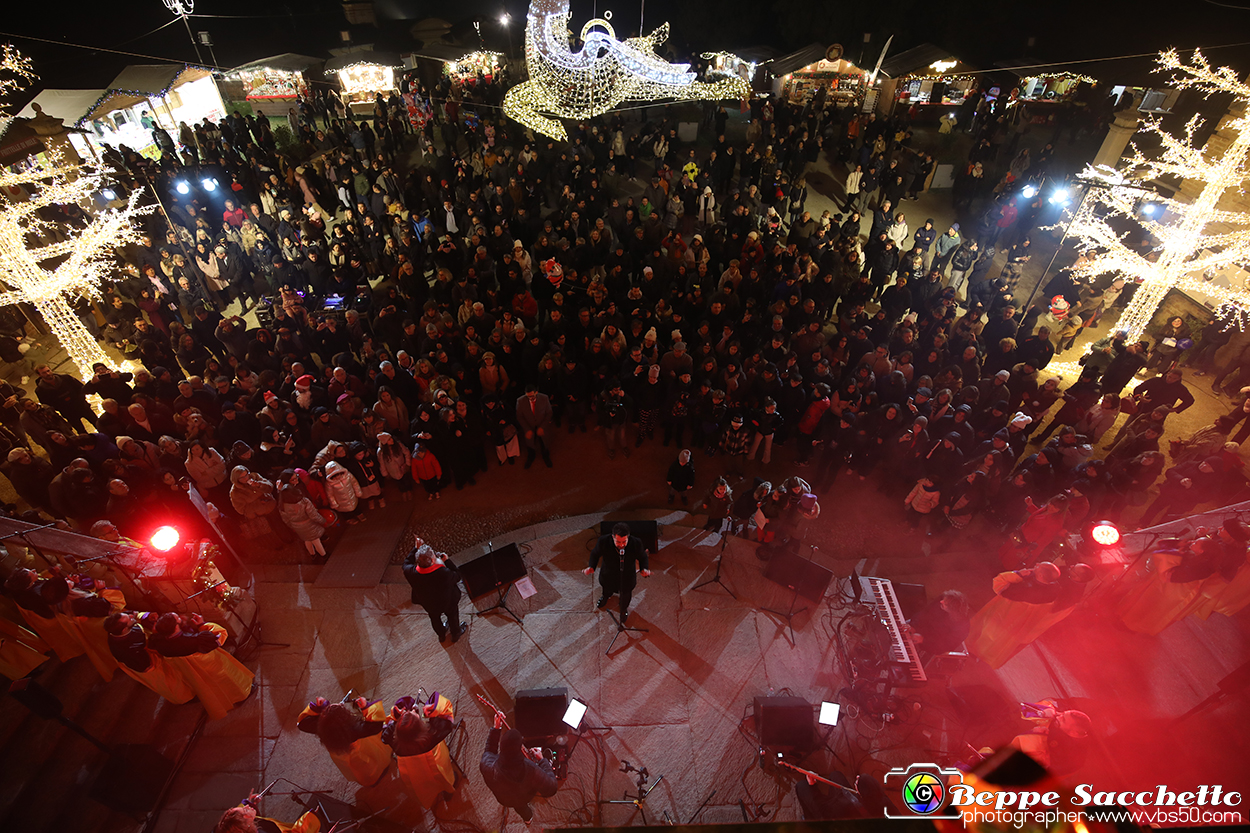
[295,374,314,389]
[263,391,278,404]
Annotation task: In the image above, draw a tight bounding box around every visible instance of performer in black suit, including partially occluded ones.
[403,539,466,643]
[583,522,651,621]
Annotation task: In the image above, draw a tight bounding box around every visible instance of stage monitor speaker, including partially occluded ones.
[8,677,62,720]
[600,520,659,553]
[90,744,173,813]
[515,687,569,742]
[753,695,814,751]
[458,542,528,600]
[763,550,834,604]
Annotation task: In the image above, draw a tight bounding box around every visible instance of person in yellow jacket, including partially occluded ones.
[104,611,195,704]
[150,612,255,719]
[297,695,393,786]
[966,562,1064,668]
[382,692,459,808]
[214,798,320,833]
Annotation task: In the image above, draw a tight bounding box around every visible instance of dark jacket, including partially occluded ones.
[480,727,559,813]
[402,546,463,610]
[588,533,648,590]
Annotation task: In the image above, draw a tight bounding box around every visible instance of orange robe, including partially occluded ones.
[298,701,392,786]
[393,694,457,807]
[163,623,255,720]
[966,573,1066,669]
[116,646,196,703]
[1115,551,1201,635]
[0,617,49,679]
[254,811,320,833]
[60,589,126,681]
[18,605,84,662]
[1208,557,1250,619]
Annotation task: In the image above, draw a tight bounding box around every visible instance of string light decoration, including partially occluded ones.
[0,47,151,379]
[503,0,749,141]
[335,63,396,96]
[191,543,242,612]
[1062,49,1250,342]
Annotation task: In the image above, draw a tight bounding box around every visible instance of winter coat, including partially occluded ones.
[376,434,412,480]
[324,460,363,512]
[905,479,942,514]
[229,466,277,518]
[280,496,327,541]
[411,450,443,482]
[185,448,228,490]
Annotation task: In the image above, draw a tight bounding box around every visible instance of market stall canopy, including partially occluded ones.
[765,44,829,78]
[229,54,324,75]
[0,119,47,166]
[18,89,107,125]
[324,51,404,74]
[80,64,214,123]
[879,44,976,79]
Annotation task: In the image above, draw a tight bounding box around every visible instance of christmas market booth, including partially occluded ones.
[325,50,403,116]
[877,43,979,120]
[766,43,866,107]
[222,54,323,117]
[75,64,227,157]
[701,47,777,93]
[1018,70,1097,103]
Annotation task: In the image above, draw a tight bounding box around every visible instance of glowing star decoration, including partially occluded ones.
[504,0,749,141]
[0,46,151,379]
[1062,49,1250,342]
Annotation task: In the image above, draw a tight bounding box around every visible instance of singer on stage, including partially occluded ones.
[584,523,651,621]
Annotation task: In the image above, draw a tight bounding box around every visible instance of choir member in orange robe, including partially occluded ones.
[4,569,84,661]
[1116,537,1223,635]
[383,692,458,807]
[151,612,254,719]
[60,579,126,680]
[104,611,195,703]
[297,696,393,786]
[966,562,1064,668]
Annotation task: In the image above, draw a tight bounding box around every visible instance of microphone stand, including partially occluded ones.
[692,516,736,599]
[600,760,664,825]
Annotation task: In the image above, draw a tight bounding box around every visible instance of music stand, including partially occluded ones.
[691,516,737,599]
[762,544,833,648]
[458,543,528,623]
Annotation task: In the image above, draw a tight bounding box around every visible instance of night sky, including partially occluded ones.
[4,0,1250,104]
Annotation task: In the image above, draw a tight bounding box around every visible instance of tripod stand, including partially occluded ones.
[692,517,737,599]
[599,760,664,825]
[604,609,648,655]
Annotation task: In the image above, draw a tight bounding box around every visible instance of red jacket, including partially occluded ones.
[798,397,831,435]
[411,451,443,481]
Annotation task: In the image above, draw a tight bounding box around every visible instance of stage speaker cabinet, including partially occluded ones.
[762,549,834,604]
[515,687,569,742]
[753,695,814,752]
[599,520,659,554]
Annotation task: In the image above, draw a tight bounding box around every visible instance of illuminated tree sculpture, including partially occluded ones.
[1064,49,1250,342]
[0,46,149,378]
[504,0,749,141]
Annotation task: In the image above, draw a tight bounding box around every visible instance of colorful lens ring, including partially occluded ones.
[902,772,946,814]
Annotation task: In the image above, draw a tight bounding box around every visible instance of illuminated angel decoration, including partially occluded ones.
[503,0,749,141]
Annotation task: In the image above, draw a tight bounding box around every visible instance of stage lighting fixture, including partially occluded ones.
[201,178,217,191]
[1089,520,1121,547]
[101,188,117,201]
[818,701,841,726]
[562,698,587,729]
[174,180,190,195]
[1048,186,1071,206]
[150,525,181,552]
[1021,184,1038,199]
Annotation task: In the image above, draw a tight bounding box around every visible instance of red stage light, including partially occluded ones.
[1090,522,1121,546]
[150,526,181,552]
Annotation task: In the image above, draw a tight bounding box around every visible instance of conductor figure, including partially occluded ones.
[403,539,467,644]
[584,522,651,621]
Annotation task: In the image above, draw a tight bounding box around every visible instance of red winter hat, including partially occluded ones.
[295,374,314,389]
